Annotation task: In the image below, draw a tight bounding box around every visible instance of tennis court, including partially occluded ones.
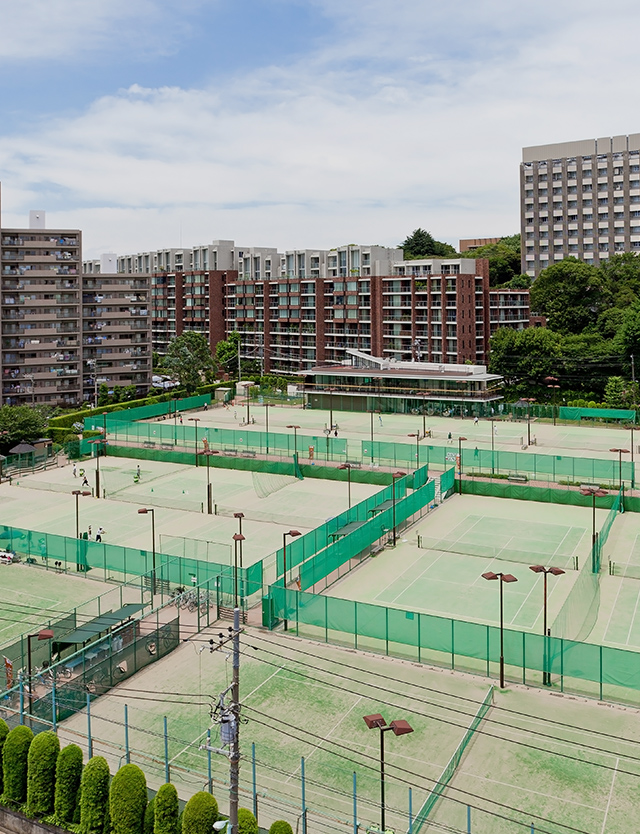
[425,684,640,834]
[2,457,380,567]
[328,495,598,631]
[0,562,115,645]
[55,627,640,834]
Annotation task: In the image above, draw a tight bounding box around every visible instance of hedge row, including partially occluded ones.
[0,723,292,834]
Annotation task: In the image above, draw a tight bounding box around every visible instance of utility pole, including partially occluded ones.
[200,609,242,834]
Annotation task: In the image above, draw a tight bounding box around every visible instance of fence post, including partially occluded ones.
[301,756,307,834]
[125,704,130,763]
[208,730,213,794]
[87,693,93,757]
[252,742,257,819]
[52,676,57,732]
[600,645,604,701]
[164,716,170,782]
[19,674,24,724]
[408,786,413,834]
[353,772,357,834]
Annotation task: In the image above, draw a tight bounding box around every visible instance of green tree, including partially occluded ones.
[1,724,33,806]
[165,331,214,393]
[400,229,456,259]
[529,258,604,334]
[0,718,8,795]
[604,376,628,408]
[598,252,640,308]
[238,808,258,834]
[143,797,155,834]
[79,756,110,834]
[181,792,218,834]
[54,744,84,825]
[26,730,60,816]
[154,783,179,834]
[215,331,241,378]
[109,764,147,834]
[269,823,293,834]
[0,405,46,454]
[97,384,111,407]
[460,240,522,286]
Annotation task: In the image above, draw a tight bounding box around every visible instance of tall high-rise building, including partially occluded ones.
[521,134,640,277]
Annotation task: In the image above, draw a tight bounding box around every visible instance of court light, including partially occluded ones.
[363,713,414,832]
[482,571,517,688]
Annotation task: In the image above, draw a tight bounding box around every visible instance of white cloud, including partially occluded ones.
[1,0,640,257]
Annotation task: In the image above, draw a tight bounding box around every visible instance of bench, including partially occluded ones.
[240,450,256,458]
[345,460,362,469]
[223,448,238,456]
[142,441,156,449]
[508,473,527,483]
[160,443,174,451]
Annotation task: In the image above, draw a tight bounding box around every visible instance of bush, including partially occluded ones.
[143,797,155,834]
[0,717,8,795]
[238,808,258,834]
[1,724,33,806]
[26,730,60,816]
[54,743,84,824]
[181,792,218,834]
[109,763,147,834]
[154,783,179,834]
[80,756,110,834]
[269,822,293,834]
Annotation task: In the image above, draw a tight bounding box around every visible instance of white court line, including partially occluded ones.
[168,661,288,765]
[602,580,626,645]
[624,588,640,647]
[508,577,540,627]
[463,770,602,811]
[600,757,619,833]
[285,694,364,783]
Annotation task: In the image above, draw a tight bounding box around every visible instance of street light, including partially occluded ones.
[529,565,565,686]
[188,418,200,467]
[338,463,352,508]
[264,403,274,454]
[369,411,375,464]
[234,513,245,567]
[610,448,630,491]
[457,436,467,494]
[328,388,335,431]
[88,438,107,498]
[408,433,420,469]
[282,529,302,631]
[624,424,637,488]
[580,486,608,572]
[482,570,518,688]
[545,376,560,426]
[363,714,414,832]
[203,450,219,514]
[522,398,535,446]
[391,471,406,547]
[137,508,156,596]
[72,489,92,539]
[286,425,300,455]
[27,629,54,713]
[232,533,245,608]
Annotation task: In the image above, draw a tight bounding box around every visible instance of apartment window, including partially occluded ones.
[525,175,533,183]
[538,173,547,181]
[583,184,593,192]
[598,198,608,206]
[553,187,563,196]
[598,167,607,176]
[583,199,593,207]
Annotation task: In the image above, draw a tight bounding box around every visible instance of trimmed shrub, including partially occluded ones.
[103,796,112,834]
[269,822,293,834]
[154,783,179,834]
[238,808,258,834]
[53,743,84,824]
[1,724,33,806]
[26,730,60,816]
[80,756,110,834]
[109,763,147,834]
[143,797,155,834]
[181,792,218,834]
[0,717,9,795]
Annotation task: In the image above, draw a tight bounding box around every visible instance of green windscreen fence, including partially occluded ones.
[265,586,640,697]
[559,406,635,421]
[440,467,455,496]
[412,687,493,833]
[460,478,621,509]
[84,394,211,428]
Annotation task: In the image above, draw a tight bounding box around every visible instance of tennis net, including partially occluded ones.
[416,533,579,570]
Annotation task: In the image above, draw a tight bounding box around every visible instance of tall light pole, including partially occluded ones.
[189,417,200,467]
[88,438,107,498]
[391,471,406,547]
[137,508,156,595]
[580,486,608,572]
[624,424,637,488]
[545,376,560,426]
[234,513,245,568]
[232,533,245,608]
[265,403,273,454]
[482,570,518,688]
[363,714,414,833]
[282,529,301,631]
[286,424,300,455]
[72,489,92,538]
[204,450,219,514]
[522,398,535,446]
[610,447,629,491]
[369,411,375,464]
[338,463,352,508]
[529,565,565,686]
[408,433,420,469]
[457,436,467,494]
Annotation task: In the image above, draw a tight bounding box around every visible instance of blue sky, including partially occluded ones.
[1,0,639,258]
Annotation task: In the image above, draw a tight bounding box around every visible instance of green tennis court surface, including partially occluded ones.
[329,496,595,631]
[0,563,116,645]
[56,628,640,834]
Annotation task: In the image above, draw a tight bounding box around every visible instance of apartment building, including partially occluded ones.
[0,194,151,406]
[521,134,640,276]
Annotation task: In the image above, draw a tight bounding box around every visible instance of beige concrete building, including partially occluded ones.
[521,134,640,276]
